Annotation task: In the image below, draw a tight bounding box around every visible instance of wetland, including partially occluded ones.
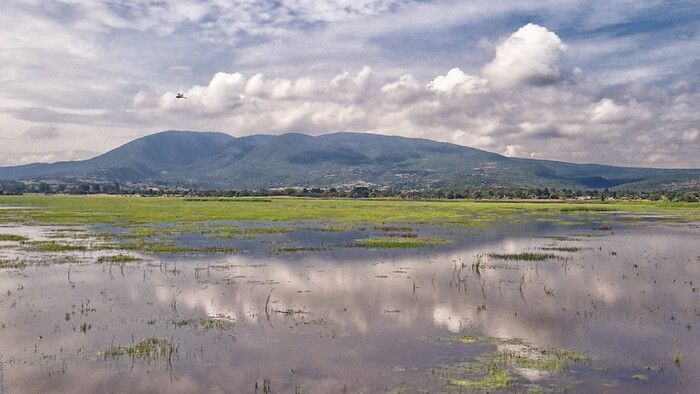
[0,195,698,393]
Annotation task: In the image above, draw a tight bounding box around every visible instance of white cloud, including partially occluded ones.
[589,98,651,124]
[381,75,424,103]
[503,145,521,157]
[0,1,698,169]
[483,23,567,88]
[428,68,488,96]
[589,98,627,123]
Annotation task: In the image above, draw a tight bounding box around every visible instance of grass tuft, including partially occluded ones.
[352,237,451,249]
[104,337,177,360]
[97,254,139,263]
[0,234,29,242]
[488,252,558,261]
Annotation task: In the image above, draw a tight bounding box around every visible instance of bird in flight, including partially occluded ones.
[176,93,187,99]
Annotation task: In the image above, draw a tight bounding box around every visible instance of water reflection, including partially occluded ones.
[0,224,698,392]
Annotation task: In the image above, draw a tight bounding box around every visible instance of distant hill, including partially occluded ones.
[1,130,698,190]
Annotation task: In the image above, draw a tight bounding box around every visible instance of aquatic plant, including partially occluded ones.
[26,241,87,252]
[488,252,558,261]
[540,246,583,252]
[104,337,177,361]
[352,237,451,248]
[448,365,513,390]
[273,246,325,253]
[0,258,27,269]
[455,335,487,344]
[0,234,28,242]
[674,351,681,368]
[97,254,139,263]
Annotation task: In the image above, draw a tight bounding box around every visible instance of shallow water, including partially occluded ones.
[0,218,698,393]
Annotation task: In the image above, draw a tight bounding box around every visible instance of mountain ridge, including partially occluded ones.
[1,130,698,190]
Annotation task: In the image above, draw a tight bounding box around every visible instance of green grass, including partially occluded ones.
[118,240,238,254]
[488,252,558,261]
[97,254,139,263]
[273,246,325,253]
[171,315,234,330]
[0,234,29,242]
[540,246,584,252]
[25,241,87,252]
[104,337,177,360]
[199,315,234,330]
[441,335,588,390]
[455,335,488,344]
[1,195,697,227]
[0,258,27,269]
[352,237,451,248]
[448,365,513,390]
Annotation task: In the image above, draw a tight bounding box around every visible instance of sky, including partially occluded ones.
[0,0,698,168]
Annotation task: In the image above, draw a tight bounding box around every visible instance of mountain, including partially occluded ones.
[1,130,698,190]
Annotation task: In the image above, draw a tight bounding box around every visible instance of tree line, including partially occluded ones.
[1,180,698,202]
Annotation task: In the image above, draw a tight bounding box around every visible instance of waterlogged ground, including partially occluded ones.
[0,197,698,393]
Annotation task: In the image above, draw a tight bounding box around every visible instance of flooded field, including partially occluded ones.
[0,196,698,393]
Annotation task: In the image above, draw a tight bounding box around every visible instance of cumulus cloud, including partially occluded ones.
[428,68,488,96]
[0,0,698,169]
[483,23,567,88]
[120,19,700,168]
[589,98,651,124]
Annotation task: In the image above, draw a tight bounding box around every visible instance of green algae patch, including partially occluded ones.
[104,337,177,361]
[352,237,451,249]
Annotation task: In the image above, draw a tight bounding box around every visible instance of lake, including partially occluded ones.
[0,197,698,393]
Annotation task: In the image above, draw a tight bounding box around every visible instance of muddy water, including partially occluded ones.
[0,221,698,393]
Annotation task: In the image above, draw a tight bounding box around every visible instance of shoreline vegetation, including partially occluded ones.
[0,195,698,227]
[0,195,696,255]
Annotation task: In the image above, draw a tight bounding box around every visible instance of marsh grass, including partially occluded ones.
[0,234,29,242]
[540,246,584,252]
[352,237,451,249]
[200,315,235,330]
[104,337,177,361]
[455,335,488,344]
[97,254,139,264]
[488,252,559,261]
[118,239,237,254]
[273,246,326,253]
[171,315,234,330]
[25,241,87,252]
[444,335,588,390]
[1,195,695,228]
[0,258,27,269]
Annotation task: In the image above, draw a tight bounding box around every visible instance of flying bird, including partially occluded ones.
[176,93,187,99]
